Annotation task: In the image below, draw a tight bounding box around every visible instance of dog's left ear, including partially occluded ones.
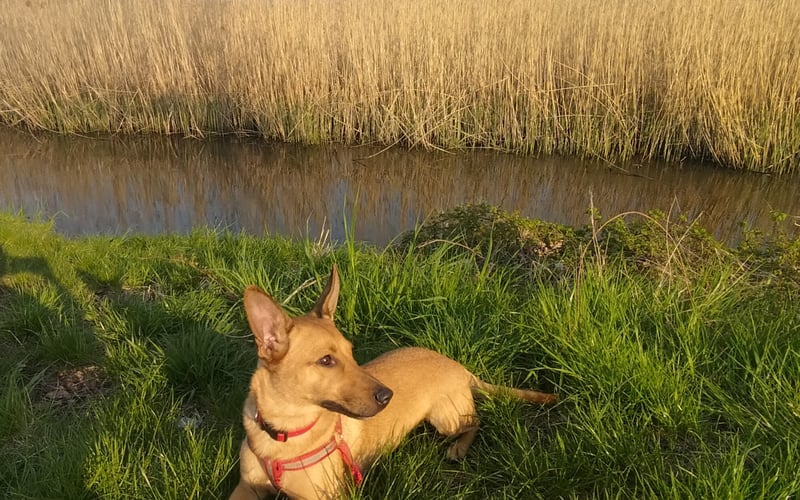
[310,265,340,320]
[244,286,293,363]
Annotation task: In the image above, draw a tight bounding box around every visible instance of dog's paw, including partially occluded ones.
[446,441,470,460]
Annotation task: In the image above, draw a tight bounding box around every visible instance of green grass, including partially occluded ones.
[1,208,799,499]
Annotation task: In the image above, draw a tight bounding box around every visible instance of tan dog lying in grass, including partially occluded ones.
[230,266,557,499]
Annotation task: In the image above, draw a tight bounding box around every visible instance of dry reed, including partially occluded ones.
[1,0,799,172]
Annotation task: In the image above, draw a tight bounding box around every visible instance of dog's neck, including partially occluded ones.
[255,410,320,442]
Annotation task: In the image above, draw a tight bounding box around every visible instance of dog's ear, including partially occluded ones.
[244,286,292,362]
[310,265,340,320]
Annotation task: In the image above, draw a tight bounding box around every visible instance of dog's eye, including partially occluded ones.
[317,355,336,367]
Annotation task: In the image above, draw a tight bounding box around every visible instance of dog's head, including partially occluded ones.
[244,265,392,418]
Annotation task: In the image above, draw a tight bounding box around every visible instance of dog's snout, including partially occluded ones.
[374,386,393,407]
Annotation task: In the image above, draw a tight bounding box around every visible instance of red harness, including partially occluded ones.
[254,414,363,490]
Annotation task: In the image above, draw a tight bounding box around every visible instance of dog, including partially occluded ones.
[230,265,557,499]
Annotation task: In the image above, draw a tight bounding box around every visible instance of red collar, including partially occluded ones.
[254,415,363,490]
[255,411,319,442]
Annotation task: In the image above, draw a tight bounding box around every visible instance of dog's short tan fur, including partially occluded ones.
[230,266,557,500]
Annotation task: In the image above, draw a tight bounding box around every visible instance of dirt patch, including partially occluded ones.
[43,365,111,404]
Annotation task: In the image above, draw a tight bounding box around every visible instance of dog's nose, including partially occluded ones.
[374,386,393,407]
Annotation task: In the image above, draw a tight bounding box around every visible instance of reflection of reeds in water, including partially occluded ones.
[1,0,798,173]
[1,131,798,244]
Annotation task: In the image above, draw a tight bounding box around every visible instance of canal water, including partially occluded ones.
[1,128,798,246]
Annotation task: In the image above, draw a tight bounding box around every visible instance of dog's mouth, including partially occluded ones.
[319,400,377,419]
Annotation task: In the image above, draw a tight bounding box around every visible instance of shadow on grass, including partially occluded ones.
[74,266,251,498]
[1,239,250,498]
[0,245,103,499]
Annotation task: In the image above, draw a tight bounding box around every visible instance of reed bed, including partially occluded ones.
[1,0,799,172]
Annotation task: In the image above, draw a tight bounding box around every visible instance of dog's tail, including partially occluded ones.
[472,379,558,404]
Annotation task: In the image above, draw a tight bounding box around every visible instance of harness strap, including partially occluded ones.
[335,434,364,485]
[261,416,364,490]
[332,416,364,486]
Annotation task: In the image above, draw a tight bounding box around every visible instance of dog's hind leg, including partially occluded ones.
[426,391,480,460]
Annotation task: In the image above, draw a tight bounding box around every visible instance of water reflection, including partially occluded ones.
[1,128,798,246]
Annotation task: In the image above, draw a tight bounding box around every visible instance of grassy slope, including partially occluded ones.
[1,211,799,499]
[1,0,799,172]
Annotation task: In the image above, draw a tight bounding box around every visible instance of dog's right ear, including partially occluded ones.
[310,264,340,320]
[244,286,292,363]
